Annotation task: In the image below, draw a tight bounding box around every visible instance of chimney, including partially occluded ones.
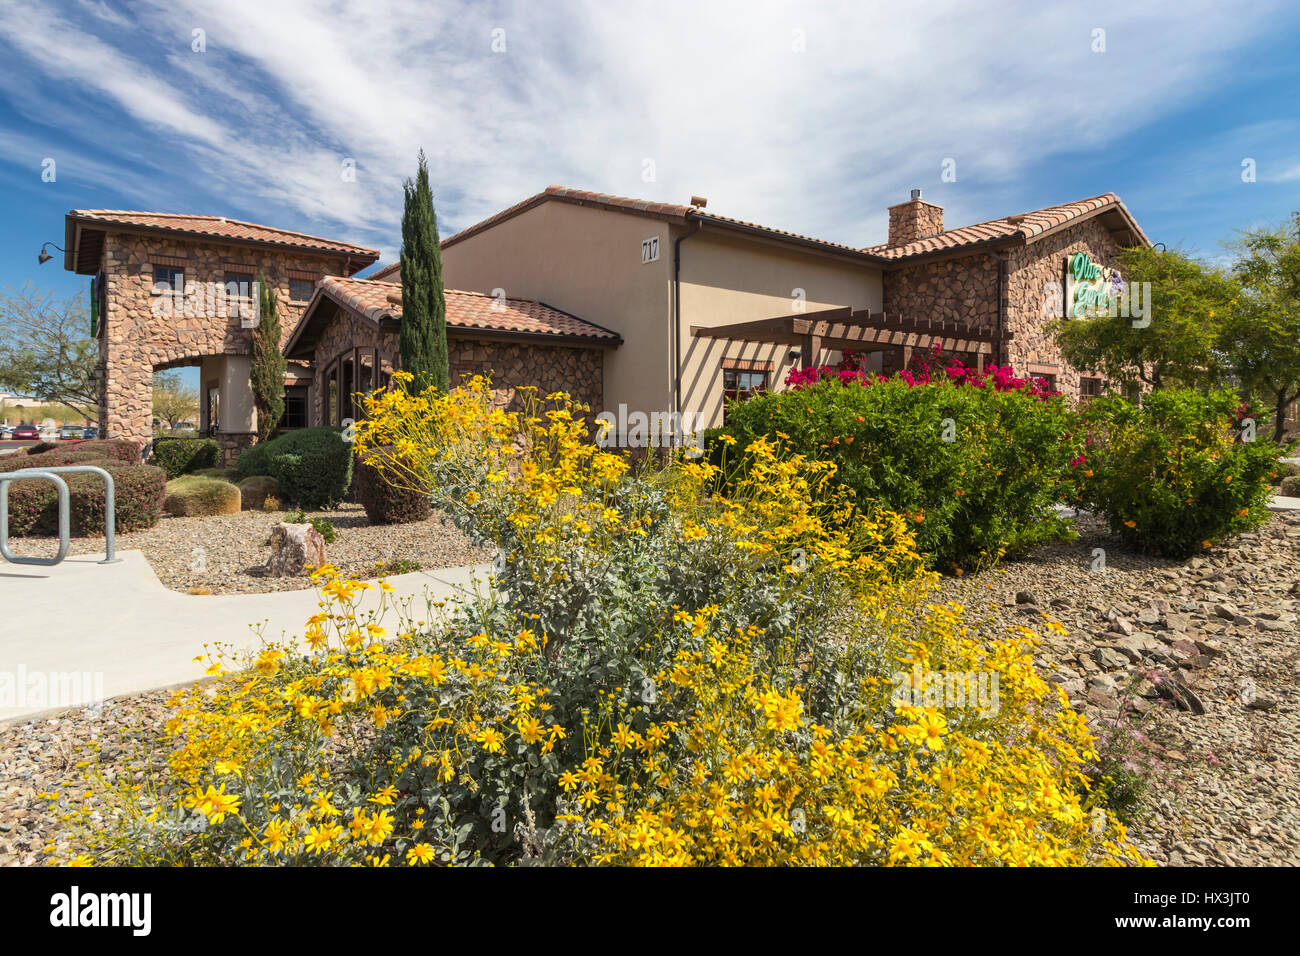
[887,188,944,247]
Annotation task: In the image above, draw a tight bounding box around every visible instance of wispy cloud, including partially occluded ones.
[0,0,1295,258]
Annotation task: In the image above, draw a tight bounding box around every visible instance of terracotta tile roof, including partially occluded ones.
[442,186,892,262]
[864,193,1146,259]
[67,209,380,260]
[319,275,620,343]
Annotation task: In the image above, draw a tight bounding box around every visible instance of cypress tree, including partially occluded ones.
[250,271,286,442]
[399,150,450,391]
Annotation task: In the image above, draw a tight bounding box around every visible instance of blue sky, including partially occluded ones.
[1,0,1299,347]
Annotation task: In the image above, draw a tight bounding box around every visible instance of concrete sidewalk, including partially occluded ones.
[0,551,491,721]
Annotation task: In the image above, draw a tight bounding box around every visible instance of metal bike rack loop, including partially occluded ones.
[0,465,122,566]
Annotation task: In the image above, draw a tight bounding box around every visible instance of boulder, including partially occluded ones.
[264,522,326,577]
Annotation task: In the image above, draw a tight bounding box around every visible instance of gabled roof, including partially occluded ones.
[283,275,621,360]
[864,193,1150,260]
[64,210,380,275]
[437,186,896,265]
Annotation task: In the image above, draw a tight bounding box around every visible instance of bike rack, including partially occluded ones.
[0,465,122,566]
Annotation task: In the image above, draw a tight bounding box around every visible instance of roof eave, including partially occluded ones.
[63,213,381,269]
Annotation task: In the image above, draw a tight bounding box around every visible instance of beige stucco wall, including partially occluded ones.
[441,201,672,429]
[441,200,884,438]
[676,227,883,429]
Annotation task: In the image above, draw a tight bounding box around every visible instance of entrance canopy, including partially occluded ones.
[690,307,1011,368]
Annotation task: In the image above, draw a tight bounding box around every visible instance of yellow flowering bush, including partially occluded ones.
[52,375,1149,867]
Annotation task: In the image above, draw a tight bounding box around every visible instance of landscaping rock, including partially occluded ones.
[264,521,326,577]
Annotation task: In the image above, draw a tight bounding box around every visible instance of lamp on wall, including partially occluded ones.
[37,241,63,265]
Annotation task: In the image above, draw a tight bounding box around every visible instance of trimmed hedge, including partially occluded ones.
[151,438,220,480]
[711,375,1080,572]
[164,476,242,517]
[355,447,431,525]
[13,439,141,468]
[4,463,166,536]
[237,474,281,511]
[237,426,353,509]
[194,467,241,482]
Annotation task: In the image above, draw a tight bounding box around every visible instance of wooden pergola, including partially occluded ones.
[691,306,1010,369]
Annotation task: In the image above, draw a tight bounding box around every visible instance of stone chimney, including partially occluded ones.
[887,188,944,247]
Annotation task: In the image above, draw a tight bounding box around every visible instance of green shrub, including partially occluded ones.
[1280,474,1300,497]
[4,463,166,536]
[355,447,431,524]
[194,467,240,482]
[151,438,220,479]
[268,441,353,510]
[163,476,242,517]
[236,427,353,508]
[237,474,281,511]
[284,508,338,543]
[1077,389,1279,558]
[712,376,1081,572]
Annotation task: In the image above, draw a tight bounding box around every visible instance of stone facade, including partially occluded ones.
[880,216,1128,398]
[308,306,605,425]
[95,231,355,454]
[1002,217,1123,398]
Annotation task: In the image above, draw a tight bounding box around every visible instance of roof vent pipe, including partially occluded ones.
[910,188,922,201]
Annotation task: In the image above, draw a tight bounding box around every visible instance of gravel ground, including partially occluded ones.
[7,503,490,593]
[3,512,1297,866]
[939,510,1300,866]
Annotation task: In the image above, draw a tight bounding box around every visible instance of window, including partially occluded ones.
[1080,377,1103,401]
[153,265,184,294]
[289,278,316,302]
[1035,373,1057,392]
[723,368,768,402]
[282,393,307,430]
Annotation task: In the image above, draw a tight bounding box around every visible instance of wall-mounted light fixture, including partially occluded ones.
[37,241,63,265]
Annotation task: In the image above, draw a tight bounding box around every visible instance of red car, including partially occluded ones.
[9,424,40,441]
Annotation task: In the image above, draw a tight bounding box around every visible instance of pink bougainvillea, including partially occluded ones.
[783,343,1058,399]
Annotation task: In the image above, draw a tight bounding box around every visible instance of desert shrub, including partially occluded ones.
[712,369,1081,573]
[355,447,431,525]
[237,474,280,511]
[4,463,166,536]
[194,467,240,481]
[163,476,242,517]
[285,508,337,543]
[238,427,352,508]
[61,375,1149,868]
[1077,389,1279,558]
[1280,474,1300,497]
[25,440,59,455]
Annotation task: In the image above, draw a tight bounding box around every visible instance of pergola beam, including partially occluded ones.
[692,306,1010,366]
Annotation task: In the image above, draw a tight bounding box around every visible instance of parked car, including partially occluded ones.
[83,426,99,439]
[58,425,85,440]
[10,424,40,440]
[0,424,12,439]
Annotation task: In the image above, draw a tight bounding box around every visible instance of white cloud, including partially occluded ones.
[0,0,1294,255]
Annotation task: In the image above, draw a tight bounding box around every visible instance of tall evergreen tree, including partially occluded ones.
[250,272,286,442]
[399,150,449,391]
